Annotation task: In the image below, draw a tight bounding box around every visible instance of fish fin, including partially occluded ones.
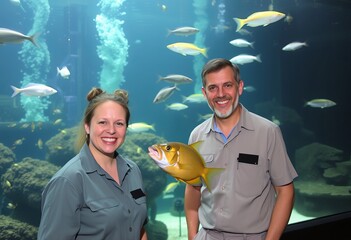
[57,67,60,76]
[190,141,204,151]
[10,86,20,97]
[29,32,40,47]
[256,54,262,63]
[183,177,202,186]
[202,167,224,193]
[201,48,208,58]
[233,18,245,32]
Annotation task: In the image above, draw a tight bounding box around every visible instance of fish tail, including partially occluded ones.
[234,18,245,32]
[10,86,20,97]
[256,54,262,63]
[29,32,40,47]
[201,48,208,58]
[57,67,60,75]
[202,167,224,193]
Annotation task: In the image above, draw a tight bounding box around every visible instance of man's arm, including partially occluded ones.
[266,182,295,240]
[184,184,201,240]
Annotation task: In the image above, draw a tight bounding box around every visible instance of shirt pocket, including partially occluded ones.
[235,155,268,198]
[87,198,120,212]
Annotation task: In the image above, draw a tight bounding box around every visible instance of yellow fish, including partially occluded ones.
[234,11,285,32]
[148,141,223,192]
[167,42,207,57]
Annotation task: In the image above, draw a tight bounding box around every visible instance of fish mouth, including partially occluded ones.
[148,146,161,160]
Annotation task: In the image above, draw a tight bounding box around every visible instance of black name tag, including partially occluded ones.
[237,153,259,165]
[130,189,146,199]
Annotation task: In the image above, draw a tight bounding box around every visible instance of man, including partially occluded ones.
[184,58,298,240]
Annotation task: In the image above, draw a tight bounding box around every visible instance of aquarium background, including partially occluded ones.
[0,0,350,239]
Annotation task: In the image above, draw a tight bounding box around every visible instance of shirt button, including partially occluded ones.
[221,186,225,191]
[129,227,132,232]
[128,209,131,214]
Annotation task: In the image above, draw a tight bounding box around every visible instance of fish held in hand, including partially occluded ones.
[148,141,223,192]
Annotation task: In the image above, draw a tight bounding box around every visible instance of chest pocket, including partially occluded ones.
[235,154,269,198]
[87,198,120,212]
[131,188,147,205]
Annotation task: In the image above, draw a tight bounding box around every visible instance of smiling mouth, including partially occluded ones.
[102,137,116,142]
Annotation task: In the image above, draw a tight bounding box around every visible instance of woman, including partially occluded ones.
[38,87,148,240]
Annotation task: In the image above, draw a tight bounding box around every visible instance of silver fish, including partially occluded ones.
[167,26,199,37]
[11,83,57,97]
[230,54,262,65]
[282,42,308,51]
[0,28,39,47]
[153,85,178,103]
[305,99,336,108]
[159,74,192,85]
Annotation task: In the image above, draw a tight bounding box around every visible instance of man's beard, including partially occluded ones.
[212,94,239,119]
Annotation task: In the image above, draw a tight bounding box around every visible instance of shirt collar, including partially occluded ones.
[202,104,255,135]
[80,143,132,181]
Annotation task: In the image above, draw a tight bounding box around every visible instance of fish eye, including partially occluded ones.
[166,145,171,151]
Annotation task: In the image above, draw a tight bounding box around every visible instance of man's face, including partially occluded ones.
[202,66,243,119]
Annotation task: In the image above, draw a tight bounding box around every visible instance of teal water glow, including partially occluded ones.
[96,0,129,92]
[18,0,51,122]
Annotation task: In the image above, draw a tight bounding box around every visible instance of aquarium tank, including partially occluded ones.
[0,0,350,239]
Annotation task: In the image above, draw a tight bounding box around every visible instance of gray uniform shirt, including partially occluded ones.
[189,105,298,234]
[38,143,148,240]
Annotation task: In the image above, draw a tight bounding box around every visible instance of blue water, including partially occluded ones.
[0,0,350,238]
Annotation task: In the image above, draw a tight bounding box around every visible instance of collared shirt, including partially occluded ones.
[38,143,148,240]
[188,104,298,234]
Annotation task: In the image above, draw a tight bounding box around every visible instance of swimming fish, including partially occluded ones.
[167,26,199,37]
[11,83,57,97]
[159,74,192,85]
[153,85,178,103]
[182,93,206,104]
[305,99,336,108]
[282,42,308,51]
[148,141,223,192]
[128,122,155,133]
[167,42,207,57]
[57,66,70,78]
[165,103,188,111]
[229,38,254,48]
[243,85,257,92]
[233,11,286,32]
[230,54,262,65]
[0,28,39,47]
[163,181,181,195]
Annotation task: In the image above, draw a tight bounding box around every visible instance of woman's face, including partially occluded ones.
[85,100,127,159]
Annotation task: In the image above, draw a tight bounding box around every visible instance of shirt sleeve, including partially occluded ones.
[269,125,298,186]
[38,176,81,240]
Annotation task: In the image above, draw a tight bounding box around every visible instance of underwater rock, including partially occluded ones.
[0,143,16,176]
[1,157,59,225]
[145,219,168,240]
[294,142,351,217]
[0,215,37,240]
[294,181,351,217]
[295,142,344,182]
[45,127,77,166]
